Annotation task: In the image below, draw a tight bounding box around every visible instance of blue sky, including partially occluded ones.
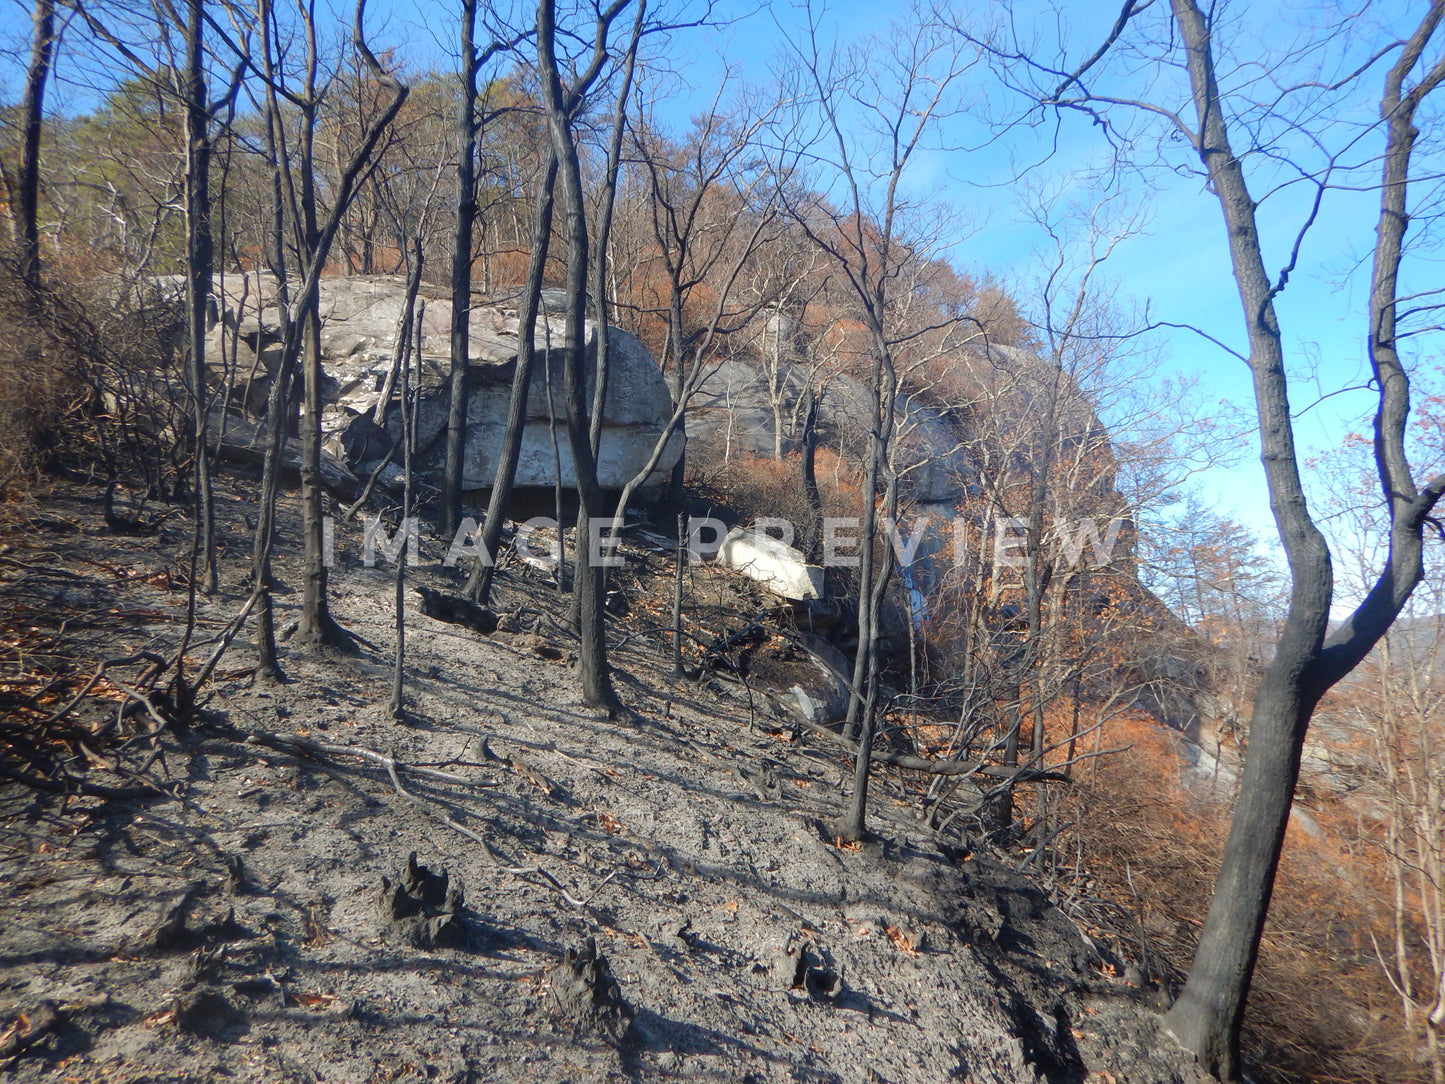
[638,0,1436,567]
[3,0,1438,575]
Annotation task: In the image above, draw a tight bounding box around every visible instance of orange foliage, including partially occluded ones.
[1061,705,1411,1083]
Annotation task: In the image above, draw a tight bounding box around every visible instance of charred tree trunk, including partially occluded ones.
[1161,3,1445,1078]
[391,278,420,721]
[183,0,217,594]
[800,385,822,562]
[536,0,626,714]
[294,117,350,648]
[587,0,644,458]
[837,469,897,842]
[672,509,686,677]
[251,0,295,681]
[465,152,557,605]
[442,0,480,541]
[15,0,54,290]
[283,0,406,650]
[843,336,894,741]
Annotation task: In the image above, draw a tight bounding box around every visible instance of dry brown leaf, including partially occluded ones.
[885,925,919,956]
[589,811,622,834]
[295,992,337,1009]
[142,1008,176,1028]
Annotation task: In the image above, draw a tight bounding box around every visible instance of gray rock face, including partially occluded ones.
[782,633,851,727]
[683,359,973,504]
[201,273,683,493]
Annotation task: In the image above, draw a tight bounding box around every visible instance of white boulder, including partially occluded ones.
[716,527,823,601]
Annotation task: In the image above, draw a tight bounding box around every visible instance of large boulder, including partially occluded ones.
[716,526,824,601]
[199,273,683,493]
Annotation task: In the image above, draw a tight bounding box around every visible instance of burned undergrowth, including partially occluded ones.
[0,469,1213,1084]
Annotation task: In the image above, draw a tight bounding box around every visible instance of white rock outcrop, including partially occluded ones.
[716,527,824,601]
[199,273,683,493]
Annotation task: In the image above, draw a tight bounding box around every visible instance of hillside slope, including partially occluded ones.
[0,481,1209,1084]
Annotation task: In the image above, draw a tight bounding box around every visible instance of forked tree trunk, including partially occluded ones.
[1161,3,1445,1078]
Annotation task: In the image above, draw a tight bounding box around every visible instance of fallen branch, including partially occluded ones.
[190,589,261,691]
[38,651,166,728]
[0,763,169,801]
[380,760,596,908]
[794,717,1071,782]
[242,731,500,790]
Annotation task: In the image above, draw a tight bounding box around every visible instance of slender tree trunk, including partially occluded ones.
[587,0,644,458]
[672,509,686,677]
[16,0,55,290]
[391,282,419,720]
[284,0,406,649]
[536,0,622,713]
[844,338,892,739]
[442,0,479,541]
[800,385,822,561]
[250,333,296,681]
[296,300,350,646]
[666,297,686,515]
[252,0,294,681]
[466,153,557,605]
[183,0,217,594]
[837,470,898,841]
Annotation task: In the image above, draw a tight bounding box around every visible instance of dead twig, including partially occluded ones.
[242,730,500,791]
[0,763,169,801]
[379,760,596,909]
[794,716,1072,782]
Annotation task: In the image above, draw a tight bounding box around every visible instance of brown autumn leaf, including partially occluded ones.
[885,925,919,956]
[142,1007,177,1028]
[587,811,622,834]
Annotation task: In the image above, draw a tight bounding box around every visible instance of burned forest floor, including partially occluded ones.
[0,471,1212,1084]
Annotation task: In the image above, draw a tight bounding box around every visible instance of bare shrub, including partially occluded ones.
[0,251,87,494]
[1060,711,1414,1084]
[0,249,187,503]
